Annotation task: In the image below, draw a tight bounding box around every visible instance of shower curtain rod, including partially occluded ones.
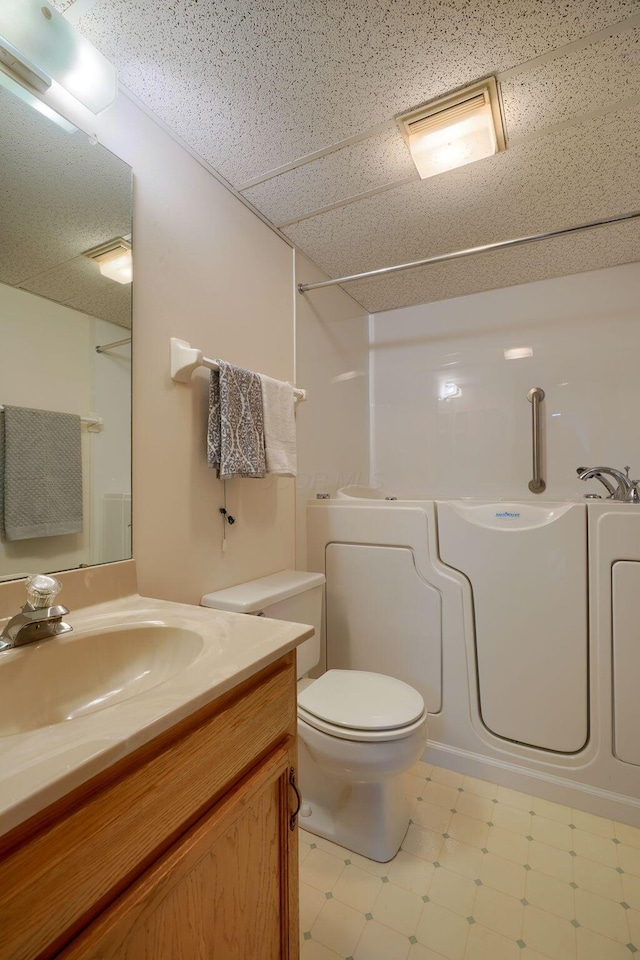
[96,337,132,353]
[297,210,640,294]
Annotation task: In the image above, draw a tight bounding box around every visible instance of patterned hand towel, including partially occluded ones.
[260,375,297,477]
[0,406,83,540]
[207,361,266,479]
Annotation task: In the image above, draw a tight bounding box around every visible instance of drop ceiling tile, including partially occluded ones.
[242,127,417,226]
[0,87,131,287]
[21,256,132,328]
[286,102,640,308]
[68,0,640,185]
[502,24,640,139]
[346,221,640,312]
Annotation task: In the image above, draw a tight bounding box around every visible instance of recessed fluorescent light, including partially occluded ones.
[397,78,505,179]
[0,67,76,132]
[84,239,132,285]
[0,0,117,114]
[504,347,533,360]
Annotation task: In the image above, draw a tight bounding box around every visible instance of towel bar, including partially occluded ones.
[0,406,102,430]
[170,338,306,401]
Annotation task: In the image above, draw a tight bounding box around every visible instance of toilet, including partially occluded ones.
[201,570,428,862]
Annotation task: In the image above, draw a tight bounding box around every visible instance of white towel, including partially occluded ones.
[260,375,297,477]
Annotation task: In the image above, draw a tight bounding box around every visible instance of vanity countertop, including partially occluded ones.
[0,593,311,839]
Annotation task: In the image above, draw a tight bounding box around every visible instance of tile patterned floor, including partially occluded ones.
[299,761,640,960]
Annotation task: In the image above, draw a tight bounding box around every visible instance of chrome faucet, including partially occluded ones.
[577,466,640,503]
[0,574,72,652]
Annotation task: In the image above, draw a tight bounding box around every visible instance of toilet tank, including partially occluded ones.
[201,570,325,679]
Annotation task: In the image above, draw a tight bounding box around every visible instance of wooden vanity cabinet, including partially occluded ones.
[59,740,297,960]
[0,653,300,960]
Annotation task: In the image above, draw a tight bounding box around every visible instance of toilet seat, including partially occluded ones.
[297,669,426,743]
[298,708,427,742]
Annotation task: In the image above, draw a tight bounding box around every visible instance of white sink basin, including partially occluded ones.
[0,624,203,736]
[0,589,312,840]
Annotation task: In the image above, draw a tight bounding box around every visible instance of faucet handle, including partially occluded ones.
[25,574,62,610]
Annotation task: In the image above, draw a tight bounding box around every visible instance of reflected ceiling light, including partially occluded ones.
[330,370,366,383]
[397,78,505,179]
[504,347,533,360]
[0,0,117,114]
[84,239,132,285]
[0,67,76,131]
[439,381,461,400]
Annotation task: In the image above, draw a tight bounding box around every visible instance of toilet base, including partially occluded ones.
[297,738,411,862]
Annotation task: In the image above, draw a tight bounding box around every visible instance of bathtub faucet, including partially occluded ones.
[577,466,640,503]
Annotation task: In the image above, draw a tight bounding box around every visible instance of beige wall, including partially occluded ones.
[7,86,368,604]
[294,250,370,568]
[92,94,296,603]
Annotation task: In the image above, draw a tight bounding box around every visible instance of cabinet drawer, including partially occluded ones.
[0,654,295,960]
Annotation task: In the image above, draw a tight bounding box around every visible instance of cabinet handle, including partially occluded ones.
[289,767,302,831]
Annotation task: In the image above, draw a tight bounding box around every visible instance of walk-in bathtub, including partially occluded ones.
[307,491,640,826]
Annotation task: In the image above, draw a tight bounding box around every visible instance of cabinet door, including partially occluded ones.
[58,742,299,960]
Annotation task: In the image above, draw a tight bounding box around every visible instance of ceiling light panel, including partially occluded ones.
[398,78,506,179]
[84,239,132,285]
[0,0,117,113]
[69,0,639,185]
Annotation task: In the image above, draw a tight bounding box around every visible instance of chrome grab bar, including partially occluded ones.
[527,387,546,494]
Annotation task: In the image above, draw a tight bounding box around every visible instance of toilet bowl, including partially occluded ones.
[201,570,428,862]
[297,669,427,861]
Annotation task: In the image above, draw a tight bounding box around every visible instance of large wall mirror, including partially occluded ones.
[0,84,132,581]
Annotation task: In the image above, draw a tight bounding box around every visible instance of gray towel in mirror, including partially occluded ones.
[0,406,83,540]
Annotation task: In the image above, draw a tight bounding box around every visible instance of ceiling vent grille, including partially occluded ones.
[406,93,486,137]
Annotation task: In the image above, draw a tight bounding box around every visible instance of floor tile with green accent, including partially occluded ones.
[299,762,640,959]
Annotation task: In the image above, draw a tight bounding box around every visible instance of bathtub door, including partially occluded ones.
[437,501,588,753]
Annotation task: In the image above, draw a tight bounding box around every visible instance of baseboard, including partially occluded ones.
[423,740,640,827]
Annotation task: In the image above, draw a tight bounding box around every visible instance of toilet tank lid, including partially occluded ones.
[201,569,325,613]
